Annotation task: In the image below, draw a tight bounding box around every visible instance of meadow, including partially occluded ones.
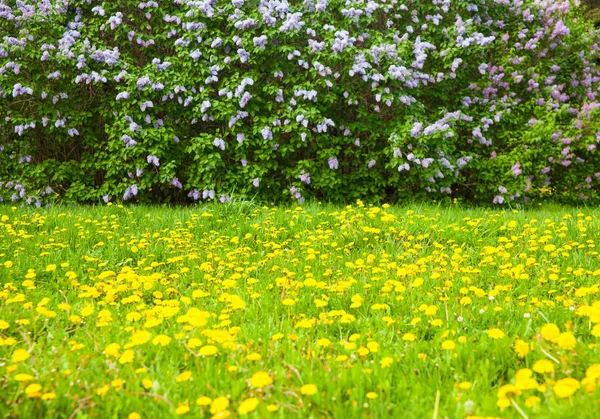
[1,201,600,418]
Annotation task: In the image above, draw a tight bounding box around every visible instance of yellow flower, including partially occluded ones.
[80,305,94,317]
[540,323,560,342]
[142,379,153,389]
[210,397,230,414]
[152,335,172,347]
[553,378,580,398]
[525,396,540,408]
[497,397,510,408]
[12,348,30,363]
[357,347,370,356]
[402,333,416,342]
[45,264,56,272]
[497,384,521,399]
[128,413,141,419]
[487,328,505,339]
[41,392,56,401]
[175,402,190,415]
[119,349,135,365]
[196,396,212,406]
[0,320,9,329]
[25,383,42,398]
[187,338,202,349]
[249,371,273,388]
[317,338,332,347]
[556,332,576,350]
[586,364,600,380]
[441,340,456,350]
[300,384,318,396]
[199,345,218,356]
[381,357,393,368]
[366,392,378,399]
[176,371,192,383]
[105,343,121,358]
[246,352,262,361]
[14,374,35,382]
[131,330,152,346]
[532,359,554,374]
[514,339,529,358]
[458,382,472,390]
[515,369,538,390]
[97,385,110,396]
[237,398,259,414]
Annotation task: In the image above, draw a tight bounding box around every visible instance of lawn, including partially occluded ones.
[1,201,600,418]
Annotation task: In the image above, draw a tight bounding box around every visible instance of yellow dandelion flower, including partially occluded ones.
[131,330,152,346]
[532,359,554,374]
[175,402,190,415]
[441,340,456,350]
[118,349,135,365]
[152,335,172,347]
[237,398,259,415]
[196,396,212,406]
[249,371,272,388]
[210,397,230,414]
[176,371,192,383]
[514,339,529,358]
[458,382,472,390]
[300,384,318,396]
[487,328,505,339]
[556,332,576,350]
[540,323,560,342]
[12,348,30,363]
[197,344,218,356]
[25,383,42,398]
[105,343,121,358]
[553,378,580,398]
[525,396,540,408]
[96,385,110,396]
[381,357,393,368]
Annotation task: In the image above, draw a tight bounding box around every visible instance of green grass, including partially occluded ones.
[1,201,600,418]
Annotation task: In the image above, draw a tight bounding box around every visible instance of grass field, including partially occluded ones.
[1,201,600,418]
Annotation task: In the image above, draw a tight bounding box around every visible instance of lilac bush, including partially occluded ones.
[0,0,599,205]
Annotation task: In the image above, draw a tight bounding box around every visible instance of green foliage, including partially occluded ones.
[0,1,599,206]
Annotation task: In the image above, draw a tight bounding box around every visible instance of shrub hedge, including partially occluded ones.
[1,0,599,205]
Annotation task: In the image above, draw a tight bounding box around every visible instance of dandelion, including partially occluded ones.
[250,371,272,388]
[554,378,580,398]
[12,349,30,363]
[532,359,554,374]
[210,397,230,414]
[238,398,259,414]
[441,340,456,350]
[487,328,505,339]
[540,323,560,342]
[300,384,318,395]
